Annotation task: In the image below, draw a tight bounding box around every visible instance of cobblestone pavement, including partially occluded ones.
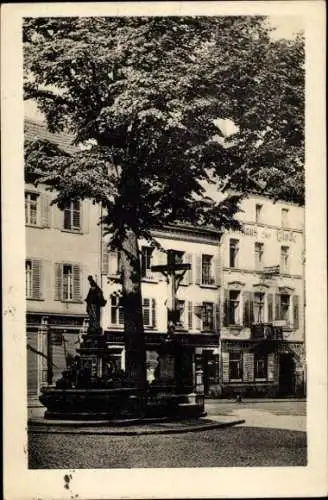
[28,399,307,469]
[205,399,306,431]
[28,425,306,469]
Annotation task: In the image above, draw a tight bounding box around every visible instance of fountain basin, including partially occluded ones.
[39,386,205,420]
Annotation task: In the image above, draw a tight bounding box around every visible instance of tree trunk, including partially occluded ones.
[120,228,147,390]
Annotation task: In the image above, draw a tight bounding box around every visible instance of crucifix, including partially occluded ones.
[151,249,191,334]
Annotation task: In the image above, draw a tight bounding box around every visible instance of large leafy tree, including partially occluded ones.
[23,16,304,389]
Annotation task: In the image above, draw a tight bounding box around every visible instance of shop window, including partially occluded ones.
[63,201,81,231]
[229,352,243,380]
[229,239,239,268]
[254,354,267,379]
[253,293,265,323]
[25,192,39,226]
[141,246,153,279]
[228,290,241,325]
[281,208,289,228]
[255,242,264,270]
[201,254,215,285]
[255,204,263,223]
[280,246,289,273]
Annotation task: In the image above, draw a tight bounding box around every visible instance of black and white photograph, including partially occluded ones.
[2,1,327,499]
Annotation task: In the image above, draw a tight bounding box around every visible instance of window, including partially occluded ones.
[281,208,289,228]
[110,295,124,326]
[55,263,81,302]
[141,247,153,279]
[255,204,263,223]
[280,246,289,273]
[254,354,267,379]
[255,242,264,270]
[280,294,290,322]
[201,255,215,285]
[63,265,73,301]
[63,201,81,231]
[229,239,239,268]
[25,259,41,299]
[143,298,156,327]
[25,260,32,298]
[25,192,39,225]
[229,352,242,380]
[176,299,185,328]
[253,293,265,323]
[202,302,214,331]
[229,291,241,325]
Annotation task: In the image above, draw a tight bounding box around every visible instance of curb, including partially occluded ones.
[205,399,306,403]
[28,419,245,436]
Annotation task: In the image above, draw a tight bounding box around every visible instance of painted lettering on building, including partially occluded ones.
[240,225,297,243]
[276,230,296,243]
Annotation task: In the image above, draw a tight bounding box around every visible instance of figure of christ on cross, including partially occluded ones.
[151,249,191,335]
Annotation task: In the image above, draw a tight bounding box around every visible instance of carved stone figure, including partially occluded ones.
[85,275,107,331]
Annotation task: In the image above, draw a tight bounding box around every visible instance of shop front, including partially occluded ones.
[220,334,305,398]
[104,330,219,395]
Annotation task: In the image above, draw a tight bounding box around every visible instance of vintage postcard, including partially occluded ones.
[2,1,327,499]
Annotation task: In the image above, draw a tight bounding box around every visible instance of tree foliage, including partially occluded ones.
[24,16,304,235]
[23,17,304,387]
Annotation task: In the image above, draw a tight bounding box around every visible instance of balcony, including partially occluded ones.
[251,323,283,340]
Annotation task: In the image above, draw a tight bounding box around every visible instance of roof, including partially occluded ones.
[24,118,77,155]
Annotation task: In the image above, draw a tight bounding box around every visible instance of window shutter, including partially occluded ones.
[243,291,254,327]
[222,352,229,383]
[243,352,254,382]
[214,255,220,286]
[293,295,299,329]
[82,202,89,234]
[195,254,202,285]
[182,253,192,285]
[194,304,202,330]
[223,290,229,326]
[213,303,217,331]
[54,263,63,301]
[267,293,273,322]
[63,206,71,229]
[108,251,119,276]
[41,194,51,228]
[187,253,193,284]
[101,241,109,275]
[215,300,220,332]
[72,265,81,302]
[275,294,281,320]
[31,259,42,299]
[188,301,193,330]
[152,299,157,328]
[267,353,275,381]
[53,206,63,229]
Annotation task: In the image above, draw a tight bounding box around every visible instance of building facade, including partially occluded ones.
[25,120,305,403]
[219,195,305,397]
[25,120,102,405]
[101,225,221,394]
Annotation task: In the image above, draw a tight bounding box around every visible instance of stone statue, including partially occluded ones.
[85,275,107,331]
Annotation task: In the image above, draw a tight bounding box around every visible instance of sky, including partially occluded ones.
[24,15,304,122]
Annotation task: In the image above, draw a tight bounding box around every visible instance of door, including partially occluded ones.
[279,353,296,396]
[203,350,219,396]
